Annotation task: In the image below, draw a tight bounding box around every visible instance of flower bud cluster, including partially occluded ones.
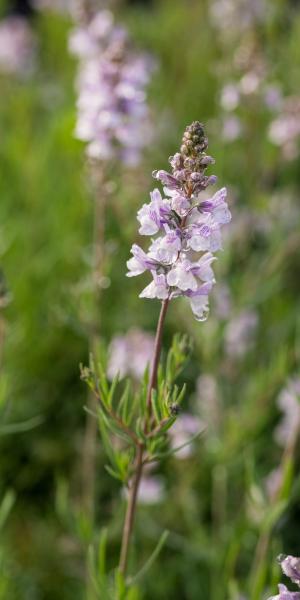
[69,10,153,165]
[127,122,231,321]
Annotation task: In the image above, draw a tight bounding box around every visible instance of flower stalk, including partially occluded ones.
[119,297,170,576]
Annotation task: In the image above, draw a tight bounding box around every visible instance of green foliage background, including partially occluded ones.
[0,0,300,598]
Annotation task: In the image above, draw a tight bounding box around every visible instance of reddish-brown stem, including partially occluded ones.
[118,299,170,576]
[119,443,144,575]
[145,298,170,430]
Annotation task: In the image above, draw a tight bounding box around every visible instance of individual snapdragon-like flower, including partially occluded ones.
[107,328,155,380]
[69,10,153,165]
[127,122,231,321]
[280,556,300,587]
[0,16,36,75]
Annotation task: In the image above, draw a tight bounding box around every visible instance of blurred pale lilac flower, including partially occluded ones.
[69,10,153,165]
[127,122,231,321]
[196,374,220,430]
[220,83,240,111]
[0,16,36,75]
[123,475,165,504]
[239,71,260,95]
[222,115,242,141]
[274,378,300,448]
[136,476,165,504]
[212,283,232,320]
[264,84,283,111]
[107,328,155,380]
[224,310,258,358]
[268,97,300,160]
[169,413,205,458]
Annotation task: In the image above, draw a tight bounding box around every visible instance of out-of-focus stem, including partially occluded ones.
[81,165,106,522]
[118,299,170,576]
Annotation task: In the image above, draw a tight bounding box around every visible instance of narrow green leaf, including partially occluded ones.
[118,380,132,424]
[151,389,161,423]
[128,530,169,586]
[105,465,124,482]
[107,374,119,408]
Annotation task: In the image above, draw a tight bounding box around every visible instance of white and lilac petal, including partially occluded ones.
[126,244,158,276]
[189,252,216,282]
[150,230,181,263]
[167,261,198,291]
[139,274,169,300]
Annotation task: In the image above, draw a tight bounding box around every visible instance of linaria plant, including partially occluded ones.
[69,6,153,519]
[81,122,231,598]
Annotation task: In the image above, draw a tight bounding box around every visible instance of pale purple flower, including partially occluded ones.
[275,378,300,448]
[126,244,159,277]
[268,584,300,600]
[167,253,216,291]
[280,556,300,587]
[196,374,220,429]
[222,115,242,141]
[0,16,36,75]
[268,555,300,600]
[140,274,169,300]
[137,189,171,236]
[185,284,212,321]
[169,413,205,458]
[148,230,181,263]
[137,476,165,504]
[268,96,300,160]
[212,283,232,320]
[220,83,240,111]
[264,85,283,111]
[70,10,153,165]
[224,310,258,358]
[127,122,231,321]
[123,475,165,504]
[107,328,155,380]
